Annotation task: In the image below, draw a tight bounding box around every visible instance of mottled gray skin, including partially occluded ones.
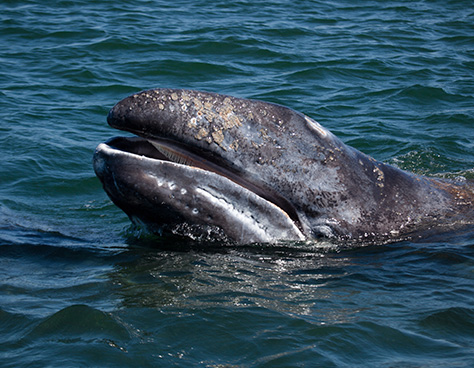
[94,88,473,244]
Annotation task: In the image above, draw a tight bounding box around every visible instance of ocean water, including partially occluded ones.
[1,0,474,366]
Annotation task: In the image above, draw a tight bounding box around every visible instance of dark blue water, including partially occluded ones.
[1,0,474,366]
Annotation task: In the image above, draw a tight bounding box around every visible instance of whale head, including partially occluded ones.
[94,89,473,245]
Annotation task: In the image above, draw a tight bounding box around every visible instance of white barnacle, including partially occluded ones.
[373,165,385,187]
[195,127,208,140]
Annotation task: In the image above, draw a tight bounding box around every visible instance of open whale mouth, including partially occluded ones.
[97,135,304,235]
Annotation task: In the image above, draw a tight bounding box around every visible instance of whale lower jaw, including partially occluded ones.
[93,137,306,244]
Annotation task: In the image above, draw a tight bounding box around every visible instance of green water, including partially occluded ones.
[1,0,474,367]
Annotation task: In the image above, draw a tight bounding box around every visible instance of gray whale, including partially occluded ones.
[93,89,473,244]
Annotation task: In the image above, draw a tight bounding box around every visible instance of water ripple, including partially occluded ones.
[1,0,474,366]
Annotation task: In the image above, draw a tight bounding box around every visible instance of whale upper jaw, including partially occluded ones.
[93,136,306,244]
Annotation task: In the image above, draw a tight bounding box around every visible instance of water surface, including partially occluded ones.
[1,0,474,366]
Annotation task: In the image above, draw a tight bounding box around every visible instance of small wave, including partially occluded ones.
[395,84,466,106]
[419,307,474,341]
[26,304,130,341]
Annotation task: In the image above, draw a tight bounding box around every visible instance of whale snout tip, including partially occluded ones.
[107,102,125,129]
